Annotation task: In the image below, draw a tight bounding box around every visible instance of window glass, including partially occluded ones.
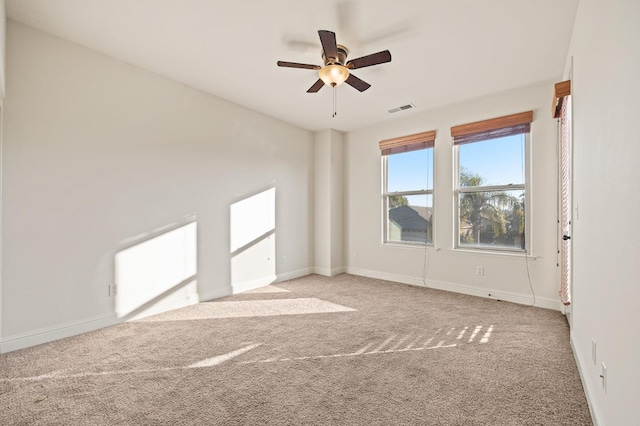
[384,147,434,245]
[458,189,524,249]
[456,134,526,251]
[387,194,433,244]
[459,135,525,186]
[387,149,433,192]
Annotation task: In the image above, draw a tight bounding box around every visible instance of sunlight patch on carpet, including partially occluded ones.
[242,325,494,364]
[480,325,494,343]
[137,298,355,321]
[1,344,262,382]
[245,285,290,294]
[188,343,262,368]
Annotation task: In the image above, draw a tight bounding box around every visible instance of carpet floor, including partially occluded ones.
[0,274,592,425]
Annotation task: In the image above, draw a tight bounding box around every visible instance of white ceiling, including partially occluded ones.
[5,0,579,132]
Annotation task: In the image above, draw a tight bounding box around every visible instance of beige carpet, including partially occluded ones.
[0,274,592,425]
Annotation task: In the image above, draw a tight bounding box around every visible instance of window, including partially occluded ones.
[451,112,533,251]
[380,130,435,245]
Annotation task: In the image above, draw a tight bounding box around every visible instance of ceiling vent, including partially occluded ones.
[388,103,416,114]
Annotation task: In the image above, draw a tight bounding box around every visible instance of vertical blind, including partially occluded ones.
[450,111,533,144]
[557,80,572,306]
[379,130,436,156]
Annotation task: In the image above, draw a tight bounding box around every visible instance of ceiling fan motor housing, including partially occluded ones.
[323,45,349,66]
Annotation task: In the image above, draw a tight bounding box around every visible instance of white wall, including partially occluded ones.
[329,130,344,272]
[313,129,344,276]
[565,1,640,424]
[314,130,331,273]
[0,0,5,98]
[0,0,5,356]
[1,21,314,352]
[345,81,561,309]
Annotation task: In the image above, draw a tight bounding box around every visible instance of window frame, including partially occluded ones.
[452,113,532,253]
[380,131,436,247]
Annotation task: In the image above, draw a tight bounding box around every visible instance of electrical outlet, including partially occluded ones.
[476,266,484,276]
[108,284,117,297]
[592,341,597,364]
[282,255,287,264]
[600,362,607,392]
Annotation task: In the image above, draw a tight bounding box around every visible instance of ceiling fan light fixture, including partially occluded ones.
[318,64,350,87]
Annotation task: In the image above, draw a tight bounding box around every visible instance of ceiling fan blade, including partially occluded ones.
[346,50,392,69]
[345,74,371,92]
[307,79,325,93]
[277,61,321,70]
[318,30,338,61]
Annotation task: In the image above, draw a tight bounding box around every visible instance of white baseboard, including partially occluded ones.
[120,293,201,321]
[199,269,313,302]
[198,287,233,303]
[0,292,201,353]
[345,267,563,311]
[346,267,424,287]
[571,333,602,426]
[276,267,313,283]
[313,266,345,277]
[0,313,119,354]
[230,275,278,294]
[1,270,317,354]
[2,268,558,354]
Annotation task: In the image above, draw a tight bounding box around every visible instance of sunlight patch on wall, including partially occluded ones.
[230,187,275,253]
[115,222,197,319]
[230,187,276,291]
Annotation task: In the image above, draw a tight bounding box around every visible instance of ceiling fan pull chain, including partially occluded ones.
[333,85,337,117]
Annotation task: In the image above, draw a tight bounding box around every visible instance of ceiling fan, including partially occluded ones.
[277,30,392,93]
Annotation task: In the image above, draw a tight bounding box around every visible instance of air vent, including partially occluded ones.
[388,103,416,114]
